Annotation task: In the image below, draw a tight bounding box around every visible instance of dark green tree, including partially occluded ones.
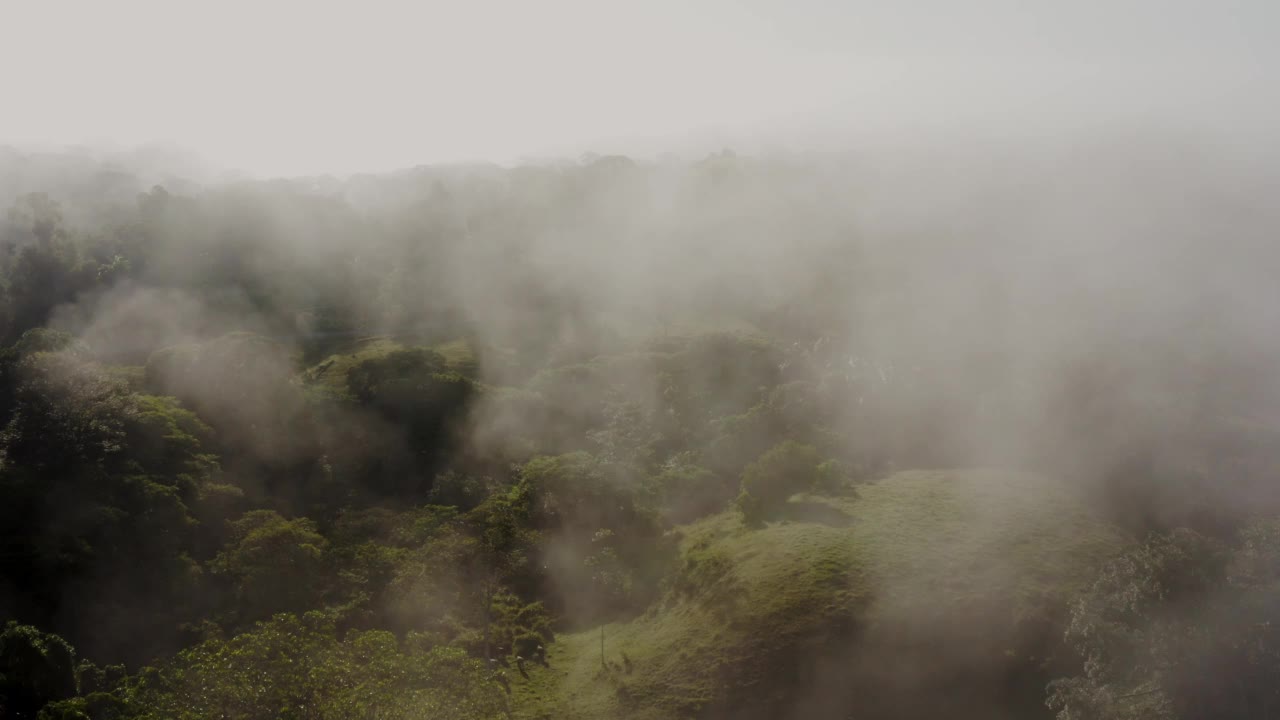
[1,195,96,344]
[1049,524,1280,720]
[211,511,330,626]
[0,349,218,665]
[735,440,822,524]
[0,622,78,718]
[345,348,477,497]
[127,612,508,720]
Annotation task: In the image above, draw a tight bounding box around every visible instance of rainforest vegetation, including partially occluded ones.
[2,144,1280,719]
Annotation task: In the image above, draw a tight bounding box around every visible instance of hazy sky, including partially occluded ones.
[2,0,1276,176]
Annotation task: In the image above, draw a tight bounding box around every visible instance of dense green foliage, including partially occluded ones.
[736,441,823,524]
[1049,522,1280,720]
[124,612,507,720]
[2,148,1279,719]
[0,621,78,718]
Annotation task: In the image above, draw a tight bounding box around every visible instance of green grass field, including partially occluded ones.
[510,469,1126,720]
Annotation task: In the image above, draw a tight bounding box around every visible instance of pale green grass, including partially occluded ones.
[300,337,479,398]
[301,337,406,398]
[510,468,1126,720]
[432,338,477,371]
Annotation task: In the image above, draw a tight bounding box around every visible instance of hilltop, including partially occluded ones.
[512,469,1126,720]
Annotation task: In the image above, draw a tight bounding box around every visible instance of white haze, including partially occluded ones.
[2,0,1277,176]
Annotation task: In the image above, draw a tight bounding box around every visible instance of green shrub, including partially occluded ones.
[735,441,821,523]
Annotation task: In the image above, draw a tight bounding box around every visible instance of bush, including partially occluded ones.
[653,462,732,524]
[735,441,822,523]
[512,632,544,659]
[814,459,851,493]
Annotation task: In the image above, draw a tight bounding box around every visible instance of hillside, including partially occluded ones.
[512,469,1126,720]
[7,142,1277,720]
[301,336,479,397]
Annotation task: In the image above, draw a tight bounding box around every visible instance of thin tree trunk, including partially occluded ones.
[483,582,493,662]
[600,624,605,667]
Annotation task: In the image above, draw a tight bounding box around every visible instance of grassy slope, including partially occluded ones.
[301,336,478,397]
[511,469,1126,720]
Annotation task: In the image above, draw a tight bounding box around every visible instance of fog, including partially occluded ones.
[5,0,1277,175]
[3,2,1280,719]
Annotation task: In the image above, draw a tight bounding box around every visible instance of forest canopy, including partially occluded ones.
[2,142,1280,719]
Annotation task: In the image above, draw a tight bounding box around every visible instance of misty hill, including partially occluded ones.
[4,147,1280,720]
[515,469,1124,720]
